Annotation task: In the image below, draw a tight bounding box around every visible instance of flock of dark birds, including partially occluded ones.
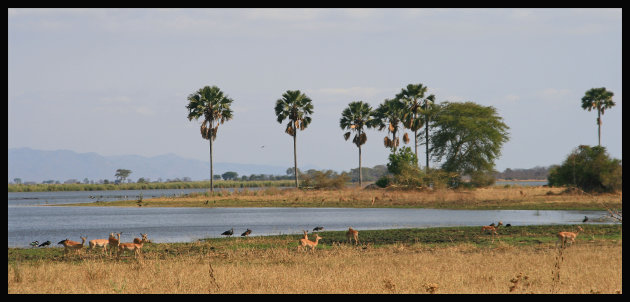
[219,226,325,238]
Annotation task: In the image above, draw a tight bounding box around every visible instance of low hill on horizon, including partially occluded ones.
[8,147,309,183]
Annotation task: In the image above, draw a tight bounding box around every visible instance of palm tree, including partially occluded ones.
[420,94,436,172]
[274,90,314,188]
[340,101,374,187]
[369,98,408,152]
[396,83,427,167]
[581,87,615,146]
[186,85,234,193]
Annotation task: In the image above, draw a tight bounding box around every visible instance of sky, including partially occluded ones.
[8,8,622,175]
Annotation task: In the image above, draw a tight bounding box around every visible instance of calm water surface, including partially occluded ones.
[7,189,613,248]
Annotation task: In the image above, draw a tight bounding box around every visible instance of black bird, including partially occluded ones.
[221,228,234,237]
[313,226,324,232]
[505,224,512,227]
[57,239,68,245]
[38,240,51,247]
[489,223,495,227]
[30,241,39,247]
[583,216,589,223]
[241,229,252,237]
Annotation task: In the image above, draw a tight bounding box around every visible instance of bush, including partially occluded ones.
[469,170,496,187]
[375,175,393,188]
[383,147,425,189]
[301,170,350,189]
[547,145,622,193]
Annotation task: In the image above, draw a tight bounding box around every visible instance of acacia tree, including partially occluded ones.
[369,98,409,152]
[340,101,374,187]
[581,87,615,146]
[186,85,234,193]
[274,90,314,188]
[115,169,132,183]
[430,101,509,186]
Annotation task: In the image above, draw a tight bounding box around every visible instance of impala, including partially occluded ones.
[108,232,122,257]
[557,226,583,248]
[58,236,87,256]
[481,221,503,236]
[346,227,359,245]
[133,233,148,244]
[298,234,322,252]
[118,234,149,259]
[89,236,111,255]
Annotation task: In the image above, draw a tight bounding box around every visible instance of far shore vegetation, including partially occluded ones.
[52,185,621,211]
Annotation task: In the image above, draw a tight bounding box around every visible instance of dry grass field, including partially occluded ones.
[8,232,622,294]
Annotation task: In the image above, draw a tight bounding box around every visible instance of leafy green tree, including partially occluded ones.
[115,169,132,183]
[221,171,239,181]
[274,90,314,188]
[548,145,622,192]
[186,85,234,193]
[430,102,509,186]
[396,83,433,168]
[581,87,615,146]
[369,98,409,152]
[340,101,374,187]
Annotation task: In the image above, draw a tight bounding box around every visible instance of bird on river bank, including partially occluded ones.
[241,229,252,237]
[221,228,234,237]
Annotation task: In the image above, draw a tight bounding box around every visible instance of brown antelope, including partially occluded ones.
[298,234,322,252]
[133,233,148,244]
[108,232,122,257]
[58,236,87,256]
[481,221,503,236]
[557,226,583,248]
[302,230,309,240]
[346,227,359,245]
[118,234,148,259]
[89,235,113,255]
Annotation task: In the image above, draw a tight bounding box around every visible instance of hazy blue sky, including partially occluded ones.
[8,8,622,174]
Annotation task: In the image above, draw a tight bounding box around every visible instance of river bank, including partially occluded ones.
[55,186,622,211]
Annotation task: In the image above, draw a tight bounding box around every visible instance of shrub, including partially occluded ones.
[547,145,622,193]
[301,170,350,189]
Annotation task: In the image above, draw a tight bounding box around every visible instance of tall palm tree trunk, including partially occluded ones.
[425,116,430,173]
[209,137,214,193]
[597,108,601,146]
[293,132,298,188]
[414,130,419,167]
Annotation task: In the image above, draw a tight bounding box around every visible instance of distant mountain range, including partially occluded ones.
[7,147,302,183]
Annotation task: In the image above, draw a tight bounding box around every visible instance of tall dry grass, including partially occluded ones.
[8,241,621,294]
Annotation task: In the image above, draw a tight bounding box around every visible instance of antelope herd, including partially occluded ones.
[34,223,586,259]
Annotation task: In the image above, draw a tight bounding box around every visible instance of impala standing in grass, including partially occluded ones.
[58,236,87,257]
[298,234,322,252]
[557,226,583,248]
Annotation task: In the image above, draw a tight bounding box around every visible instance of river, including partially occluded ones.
[7,188,613,248]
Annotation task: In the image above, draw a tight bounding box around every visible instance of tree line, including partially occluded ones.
[186,84,618,191]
